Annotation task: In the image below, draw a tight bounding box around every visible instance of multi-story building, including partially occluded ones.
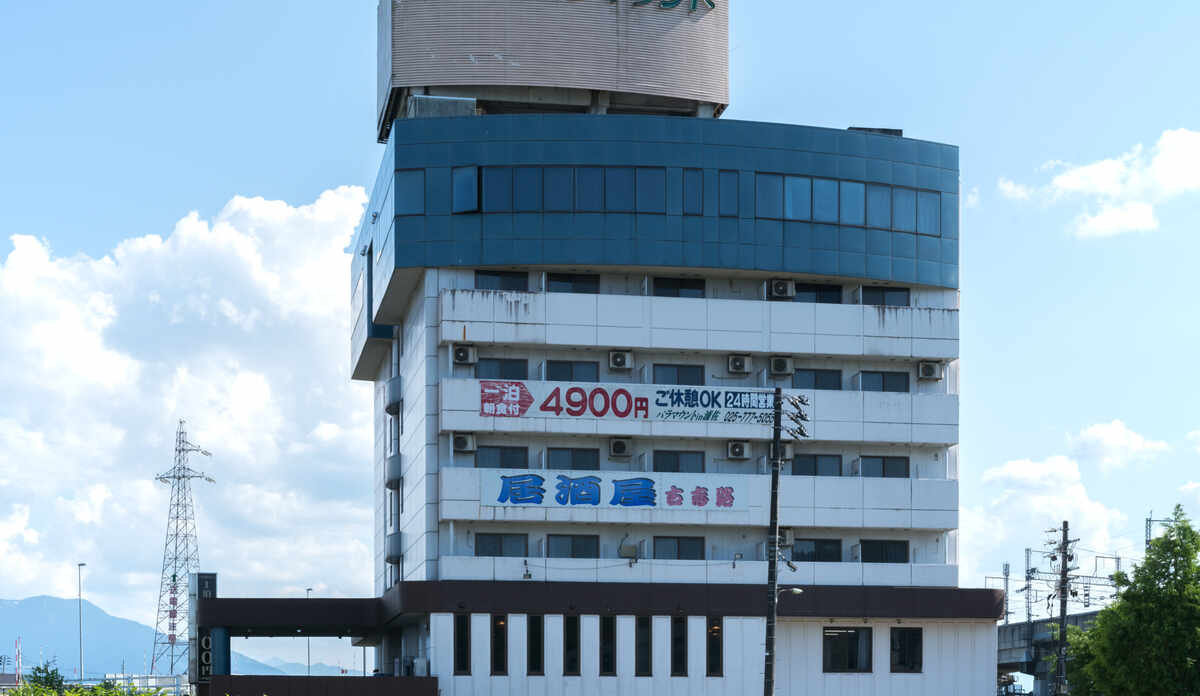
[193,2,1002,695]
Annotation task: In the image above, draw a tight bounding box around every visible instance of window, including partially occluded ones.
[475,533,528,557]
[861,539,909,564]
[653,364,705,385]
[475,270,528,291]
[670,616,688,676]
[546,360,599,382]
[706,616,723,677]
[575,167,604,211]
[756,173,783,219]
[793,369,841,390]
[476,358,529,380]
[861,371,909,393]
[491,614,508,675]
[546,273,599,294]
[861,456,910,479]
[823,627,872,673]
[866,184,891,228]
[547,534,600,559]
[683,169,703,216]
[385,488,398,532]
[653,277,705,298]
[514,167,542,212]
[917,191,940,236]
[718,170,738,217]
[861,286,910,307]
[396,169,425,216]
[543,167,573,211]
[792,454,842,477]
[653,451,704,473]
[475,446,528,469]
[793,283,841,304]
[482,167,512,212]
[547,448,600,471]
[599,616,617,676]
[563,615,581,676]
[893,188,916,232]
[605,167,635,211]
[527,615,544,675]
[890,627,922,673]
[453,614,471,674]
[452,166,479,214]
[813,179,838,222]
[839,181,865,226]
[654,536,705,560]
[636,168,666,213]
[784,176,811,220]
[793,539,842,562]
[635,616,652,676]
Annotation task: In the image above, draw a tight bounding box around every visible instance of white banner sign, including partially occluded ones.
[487,470,747,511]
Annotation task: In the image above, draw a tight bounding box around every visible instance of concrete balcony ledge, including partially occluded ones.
[439,289,958,360]
[385,453,403,490]
[385,375,403,416]
[438,556,958,587]
[385,532,404,564]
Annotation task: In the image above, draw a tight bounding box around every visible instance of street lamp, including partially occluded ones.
[306,588,313,676]
[77,563,86,684]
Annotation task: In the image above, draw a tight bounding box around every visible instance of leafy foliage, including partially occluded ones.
[14,661,163,696]
[27,661,64,694]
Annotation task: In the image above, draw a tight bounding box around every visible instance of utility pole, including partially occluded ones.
[762,386,782,696]
[1145,511,1171,550]
[1002,562,1011,624]
[1055,521,1070,696]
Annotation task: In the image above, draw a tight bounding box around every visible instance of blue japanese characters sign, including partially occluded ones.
[492,472,744,511]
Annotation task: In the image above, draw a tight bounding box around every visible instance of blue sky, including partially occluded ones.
[2,0,1199,667]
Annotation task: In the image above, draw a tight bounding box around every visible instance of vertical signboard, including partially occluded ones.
[188,573,217,685]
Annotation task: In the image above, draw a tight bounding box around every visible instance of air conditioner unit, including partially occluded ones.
[769,356,794,375]
[918,361,944,381]
[452,344,478,365]
[452,432,477,452]
[780,528,795,547]
[780,442,795,460]
[609,438,633,458]
[768,279,796,299]
[727,440,751,460]
[609,350,633,370]
[727,354,751,374]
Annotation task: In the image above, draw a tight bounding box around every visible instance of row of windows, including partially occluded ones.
[476,447,914,479]
[475,270,913,306]
[476,358,913,394]
[438,166,948,237]
[475,533,912,564]
[453,615,921,676]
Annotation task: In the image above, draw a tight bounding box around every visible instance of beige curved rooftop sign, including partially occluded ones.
[378,0,730,126]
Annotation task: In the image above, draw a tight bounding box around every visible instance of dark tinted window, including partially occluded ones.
[563,615,581,676]
[784,176,811,220]
[861,286,910,307]
[840,181,865,226]
[547,448,600,471]
[475,446,528,469]
[605,167,635,211]
[636,168,666,213]
[482,167,512,212]
[599,616,617,676]
[861,371,908,393]
[823,627,872,673]
[546,360,599,382]
[793,539,842,562]
[527,615,544,675]
[813,179,839,222]
[670,616,688,676]
[917,191,940,236]
[756,173,783,219]
[475,533,528,557]
[866,184,891,228]
[893,188,916,232]
[861,456,910,479]
[890,627,922,673]
[794,283,841,304]
[452,166,479,214]
[794,369,841,390]
[654,536,705,560]
[635,616,652,676]
[653,364,705,385]
[453,614,470,674]
[861,539,909,564]
[543,167,573,211]
[683,169,703,216]
[491,614,507,675]
[514,167,542,212]
[792,454,842,477]
[653,277,705,298]
[476,358,529,379]
[718,170,738,217]
[396,169,425,216]
[475,270,528,291]
[546,273,599,294]
[547,534,600,559]
[653,451,704,473]
[706,617,723,677]
[576,167,604,211]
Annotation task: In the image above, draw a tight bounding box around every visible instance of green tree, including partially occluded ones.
[1081,505,1200,695]
[27,661,65,694]
[1045,624,1097,696]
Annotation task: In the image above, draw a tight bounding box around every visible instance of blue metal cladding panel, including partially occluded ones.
[355,114,960,289]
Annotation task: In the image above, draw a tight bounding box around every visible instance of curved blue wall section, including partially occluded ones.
[353,114,959,299]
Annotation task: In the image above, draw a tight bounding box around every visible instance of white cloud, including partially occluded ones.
[0,186,373,648]
[999,128,1200,237]
[1186,430,1200,454]
[1069,419,1169,472]
[964,186,980,209]
[997,177,1033,200]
